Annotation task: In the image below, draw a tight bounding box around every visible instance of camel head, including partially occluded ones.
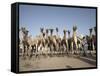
[63,29,67,35]
[40,28,44,34]
[73,25,77,32]
[56,27,58,32]
[89,28,93,34]
[89,28,93,38]
[46,29,49,34]
[21,27,29,36]
[67,30,70,38]
[49,29,54,36]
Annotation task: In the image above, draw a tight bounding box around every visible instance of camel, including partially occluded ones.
[19,27,38,59]
[77,36,83,50]
[88,27,96,55]
[88,28,95,51]
[19,27,30,58]
[55,27,62,52]
[48,29,57,52]
[61,29,68,54]
[36,28,47,56]
[93,26,96,51]
[45,29,50,51]
[71,25,78,54]
[67,30,71,51]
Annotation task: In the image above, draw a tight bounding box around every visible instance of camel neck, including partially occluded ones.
[63,33,67,39]
[73,31,76,37]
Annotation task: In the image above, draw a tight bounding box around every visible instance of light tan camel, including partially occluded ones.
[61,29,68,54]
[19,27,30,57]
[48,29,57,52]
[71,25,78,54]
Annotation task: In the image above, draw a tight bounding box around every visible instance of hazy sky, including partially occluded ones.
[19,4,96,38]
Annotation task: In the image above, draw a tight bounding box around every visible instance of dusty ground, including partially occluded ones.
[19,54,96,72]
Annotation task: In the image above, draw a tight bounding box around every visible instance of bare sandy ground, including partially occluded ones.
[19,55,96,72]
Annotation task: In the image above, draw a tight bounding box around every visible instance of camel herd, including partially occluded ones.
[19,26,96,58]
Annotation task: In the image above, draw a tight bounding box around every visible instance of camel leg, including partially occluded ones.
[22,45,27,59]
[92,41,95,55]
[64,42,68,55]
[71,42,73,54]
[75,42,78,53]
[66,42,69,54]
[23,45,26,57]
